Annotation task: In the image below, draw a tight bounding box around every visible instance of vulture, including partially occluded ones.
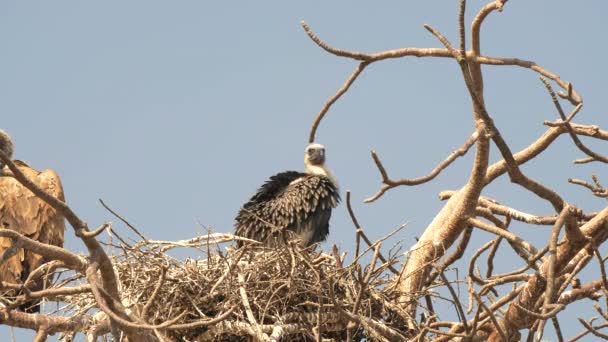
[0,129,65,313]
[234,143,340,247]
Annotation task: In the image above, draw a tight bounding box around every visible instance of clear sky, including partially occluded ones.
[1,1,607,340]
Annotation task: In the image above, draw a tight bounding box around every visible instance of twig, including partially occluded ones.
[141,266,167,320]
[540,77,606,163]
[538,205,574,338]
[473,292,508,342]
[345,191,400,274]
[33,327,49,342]
[569,176,608,198]
[79,222,111,239]
[578,318,608,339]
[100,199,149,242]
[237,271,266,341]
[427,227,472,285]
[438,270,469,334]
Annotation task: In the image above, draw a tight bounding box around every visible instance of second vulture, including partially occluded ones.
[0,129,65,313]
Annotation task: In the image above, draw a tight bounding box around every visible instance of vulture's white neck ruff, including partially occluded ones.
[305,163,339,188]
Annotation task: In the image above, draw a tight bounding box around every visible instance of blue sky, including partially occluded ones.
[1,1,607,340]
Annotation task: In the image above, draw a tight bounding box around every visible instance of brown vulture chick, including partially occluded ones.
[234,143,340,247]
[0,129,65,313]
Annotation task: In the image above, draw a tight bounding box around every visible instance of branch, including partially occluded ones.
[578,318,608,339]
[538,205,577,339]
[467,218,537,256]
[440,191,562,225]
[491,206,608,336]
[424,23,565,213]
[0,229,85,272]
[426,227,473,285]
[485,123,608,184]
[99,199,149,242]
[301,12,583,145]
[308,61,369,143]
[237,271,266,341]
[540,77,606,163]
[0,310,87,334]
[569,175,608,198]
[365,129,479,202]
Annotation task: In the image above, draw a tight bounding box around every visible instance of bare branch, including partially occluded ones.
[307,61,369,143]
[467,218,537,255]
[365,129,479,202]
[569,175,608,198]
[0,229,85,272]
[578,318,608,339]
[425,23,566,213]
[0,310,87,334]
[100,199,149,242]
[540,77,607,163]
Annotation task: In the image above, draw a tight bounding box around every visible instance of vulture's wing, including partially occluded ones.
[235,171,339,246]
[0,161,65,312]
[244,171,305,207]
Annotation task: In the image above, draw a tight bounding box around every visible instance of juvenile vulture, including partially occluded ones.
[234,143,340,247]
[0,129,65,312]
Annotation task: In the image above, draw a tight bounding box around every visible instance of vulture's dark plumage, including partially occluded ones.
[234,143,339,247]
[0,129,66,313]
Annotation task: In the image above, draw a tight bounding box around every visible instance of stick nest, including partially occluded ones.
[51,233,410,341]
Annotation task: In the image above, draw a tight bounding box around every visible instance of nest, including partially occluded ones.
[49,232,410,341]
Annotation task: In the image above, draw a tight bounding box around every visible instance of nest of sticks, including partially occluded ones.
[50,230,410,341]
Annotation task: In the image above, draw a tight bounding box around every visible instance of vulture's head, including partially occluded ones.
[304,143,338,187]
[305,143,326,167]
[0,129,14,170]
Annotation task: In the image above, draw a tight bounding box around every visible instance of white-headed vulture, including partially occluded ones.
[235,143,339,247]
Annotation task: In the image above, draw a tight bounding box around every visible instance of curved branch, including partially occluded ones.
[471,1,506,56]
[301,21,371,61]
[308,61,369,143]
[301,17,582,143]
[469,0,505,96]
[365,130,479,202]
[33,328,48,342]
